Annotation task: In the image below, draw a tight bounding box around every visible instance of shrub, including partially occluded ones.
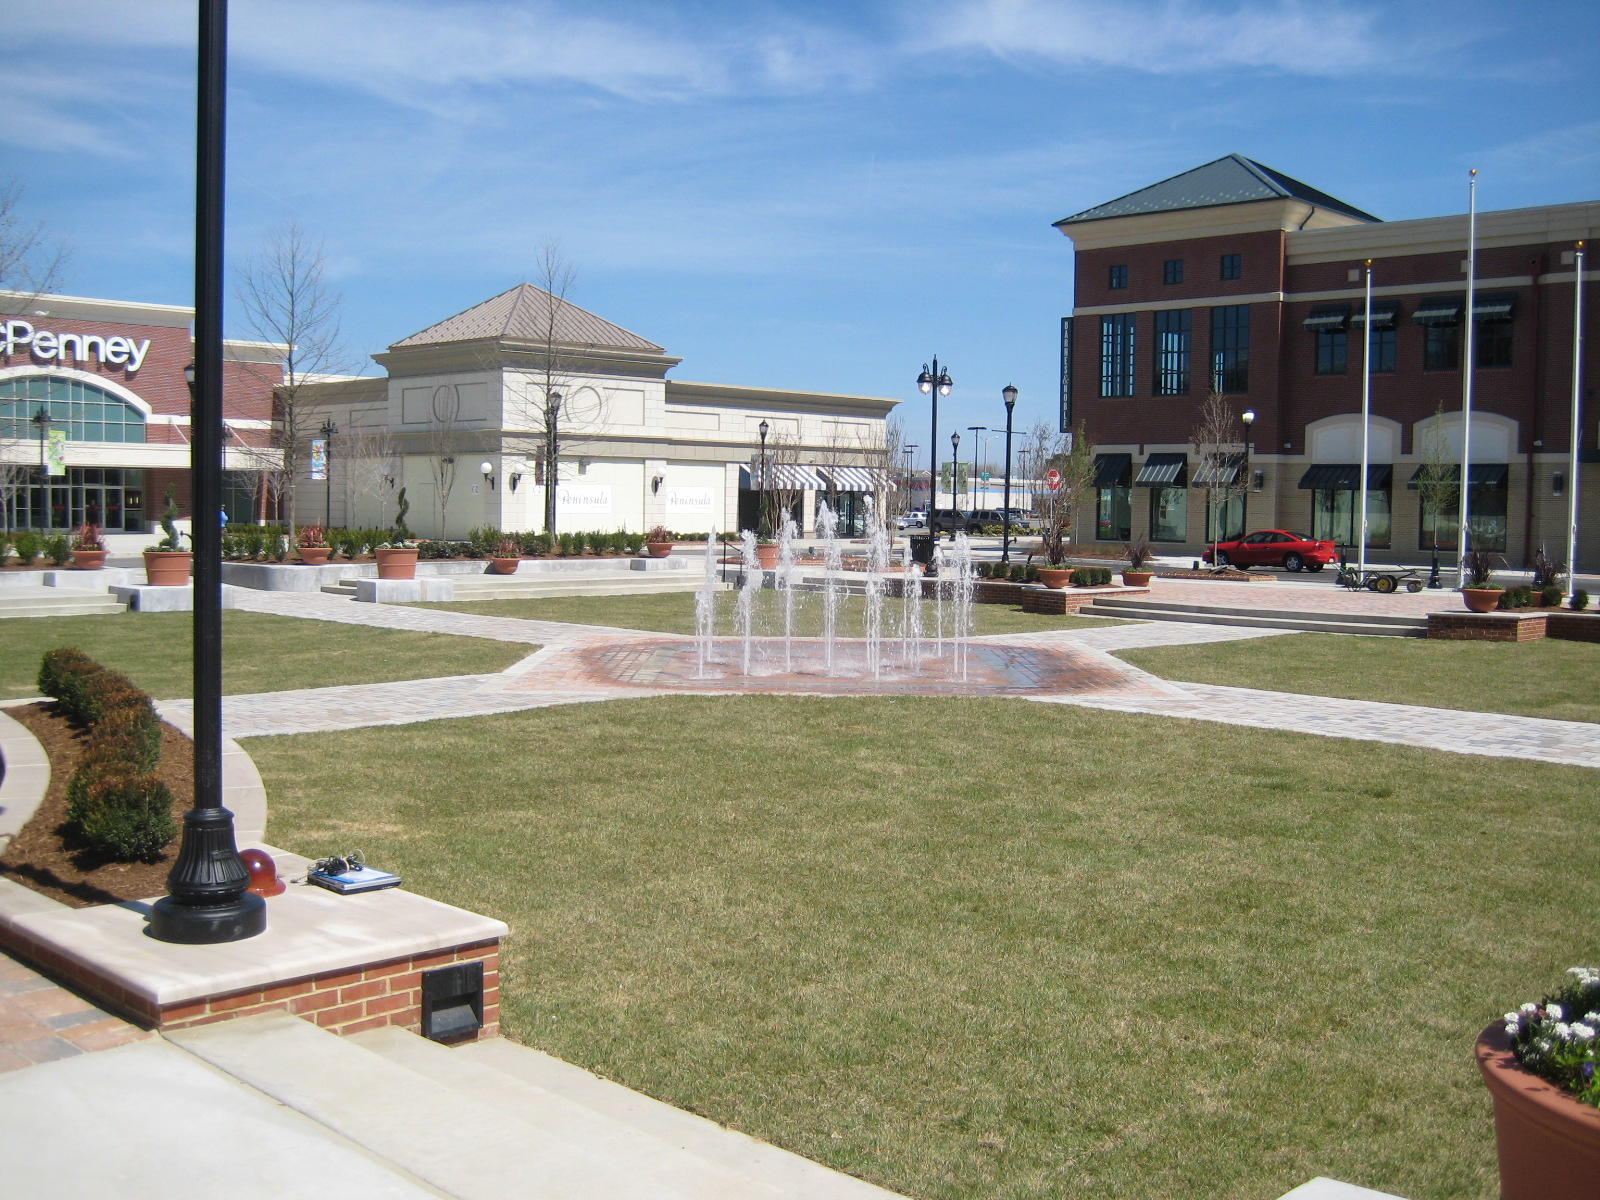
[12,530,41,565]
[1497,585,1534,611]
[43,533,71,566]
[73,772,176,862]
[1573,589,1591,612]
[243,529,264,560]
[1124,540,1154,570]
[1073,566,1113,587]
[1540,584,1562,608]
[520,531,553,557]
[465,526,504,559]
[1501,967,1600,1109]
[645,524,673,543]
[38,646,96,713]
[72,523,107,552]
[623,531,646,555]
[1024,564,1040,583]
[297,524,328,548]
[494,538,520,558]
[556,532,580,557]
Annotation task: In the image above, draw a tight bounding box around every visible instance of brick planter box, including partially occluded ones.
[1427,612,1548,642]
[974,580,1033,605]
[1019,585,1148,615]
[1547,612,1600,642]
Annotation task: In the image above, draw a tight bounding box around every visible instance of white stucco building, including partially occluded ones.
[301,285,899,538]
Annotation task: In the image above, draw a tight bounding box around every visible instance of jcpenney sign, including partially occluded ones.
[4,321,151,372]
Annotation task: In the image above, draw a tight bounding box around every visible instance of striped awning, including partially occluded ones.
[1134,452,1187,487]
[1093,452,1132,487]
[1297,463,1393,490]
[739,464,828,490]
[1349,300,1401,330]
[820,466,888,492]
[1192,452,1244,486]
[1303,304,1351,332]
[1406,463,1509,488]
[1412,296,1463,325]
[1472,293,1517,321]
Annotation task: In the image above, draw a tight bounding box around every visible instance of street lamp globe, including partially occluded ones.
[917,367,933,395]
[1002,383,1018,410]
[937,368,953,396]
[1242,409,1256,426]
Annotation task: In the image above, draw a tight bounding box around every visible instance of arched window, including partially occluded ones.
[0,375,148,444]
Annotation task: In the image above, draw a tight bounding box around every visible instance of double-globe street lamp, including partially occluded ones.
[949,430,961,512]
[917,357,952,527]
[1001,384,1018,562]
[320,417,338,529]
[902,445,918,513]
[757,418,770,535]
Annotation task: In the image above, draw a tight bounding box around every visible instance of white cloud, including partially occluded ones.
[916,0,1389,75]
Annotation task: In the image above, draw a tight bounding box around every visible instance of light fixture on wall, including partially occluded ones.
[1553,471,1565,497]
[480,460,495,490]
[578,457,590,474]
[651,474,665,494]
[509,464,523,492]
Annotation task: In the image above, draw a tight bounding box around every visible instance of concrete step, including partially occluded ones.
[1078,599,1426,637]
[454,1035,902,1200]
[445,576,712,600]
[320,582,358,597]
[0,593,126,618]
[1088,596,1428,628]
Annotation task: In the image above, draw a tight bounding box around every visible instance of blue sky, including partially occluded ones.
[7,0,1598,442]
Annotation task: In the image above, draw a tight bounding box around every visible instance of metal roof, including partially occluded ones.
[1134,452,1187,487]
[1093,452,1132,487]
[1298,464,1393,490]
[1055,154,1380,227]
[393,284,664,352]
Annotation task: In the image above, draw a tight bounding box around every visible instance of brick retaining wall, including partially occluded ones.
[1427,613,1547,642]
[1547,613,1600,642]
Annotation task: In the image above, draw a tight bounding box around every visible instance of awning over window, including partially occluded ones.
[739,464,828,490]
[1093,452,1132,487]
[1472,293,1517,321]
[1297,463,1393,490]
[820,466,887,492]
[1406,463,1509,488]
[1192,452,1244,486]
[1349,300,1401,330]
[1303,304,1352,332]
[1412,296,1463,325]
[1134,452,1187,487]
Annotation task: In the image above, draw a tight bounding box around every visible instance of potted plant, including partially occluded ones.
[644,524,675,559]
[1462,547,1505,613]
[1122,540,1154,587]
[296,524,332,565]
[71,523,107,570]
[1034,512,1074,588]
[375,540,419,580]
[143,485,192,586]
[489,538,521,574]
[1477,967,1600,1199]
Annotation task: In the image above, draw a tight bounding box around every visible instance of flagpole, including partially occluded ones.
[1358,259,1373,580]
[1456,169,1478,587]
[1567,241,1586,605]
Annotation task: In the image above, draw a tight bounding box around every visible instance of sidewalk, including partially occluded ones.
[0,948,150,1073]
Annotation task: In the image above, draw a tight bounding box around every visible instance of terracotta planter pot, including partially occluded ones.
[1037,568,1074,589]
[1122,571,1154,587]
[298,546,332,565]
[755,544,779,569]
[489,557,520,575]
[1463,587,1505,613]
[375,547,419,580]
[71,549,107,571]
[1476,1023,1600,1200]
[143,550,193,587]
[645,541,674,558]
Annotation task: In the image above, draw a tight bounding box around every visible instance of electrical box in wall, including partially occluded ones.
[421,961,484,1042]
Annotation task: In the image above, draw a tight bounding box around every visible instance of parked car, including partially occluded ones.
[895,510,928,530]
[928,509,986,535]
[1201,529,1338,572]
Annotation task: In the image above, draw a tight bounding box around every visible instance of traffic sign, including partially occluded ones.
[981,470,991,482]
[1046,468,1061,491]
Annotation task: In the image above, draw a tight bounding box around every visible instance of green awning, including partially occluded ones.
[1134,452,1187,487]
[1412,296,1463,325]
[1349,300,1401,330]
[1406,463,1508,488]
[1192,452,1244,486]
[1303,304,1351,332]
[1298,463,1393,490]
[1472,293,1517,321]
[1093,452,1132,487]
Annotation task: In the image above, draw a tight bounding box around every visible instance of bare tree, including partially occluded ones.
[1189,391,1246,564]
[0,179,69,312]
[1414,400,1459,581]
[427,384,462,539]
[338,417,400,529]
[1025,421,1093,565]
[235,221,350,540]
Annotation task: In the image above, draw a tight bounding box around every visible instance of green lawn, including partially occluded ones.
[408,590,1131,635]
[0,611,531,700]
[1120,633,1600,725]
[251,695,1598,1200]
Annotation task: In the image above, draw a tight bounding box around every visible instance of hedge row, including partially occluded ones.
[38,648,175,862]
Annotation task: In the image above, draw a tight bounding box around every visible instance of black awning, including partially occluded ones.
[1350,300,1401,330]
[1298,463,1393,490]
[1473,293,1517,321]
[1303,304,1352,332]
[1093,452,1132,487]
[1406,462,1509,489]
[1134,452,1187,487]
[1412,295,1463,325]
[1192,452,1244,486]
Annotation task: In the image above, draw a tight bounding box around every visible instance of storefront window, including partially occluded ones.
[1149,485,1187,542]
[1421,483,1507,552]
[1097,486,1131,541]
[1311,488,1392,549]
[0,377,147,443]
[12,468,145,532]
[1205,492,1245,542]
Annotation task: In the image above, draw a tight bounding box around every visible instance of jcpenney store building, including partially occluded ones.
[0,290,281,533]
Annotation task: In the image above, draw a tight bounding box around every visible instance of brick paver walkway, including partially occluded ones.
[207,590,1600,769]
[0,949,150,1073]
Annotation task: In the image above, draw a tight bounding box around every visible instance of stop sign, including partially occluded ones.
[1046,468,1061,491]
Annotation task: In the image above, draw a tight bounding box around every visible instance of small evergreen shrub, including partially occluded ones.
[520,531,553,557]
[1009,563,1028,582]
[1498,585,1534,611]
[1540,584,1562,608]
[1073,566,1113,587]
[1573,589,1591,612]
[12,530,41,565]
[623,531,646,555]
[1024,564,1040,583]
[556,532,580,557]
[44,533,72,565]
[73,772,176,862]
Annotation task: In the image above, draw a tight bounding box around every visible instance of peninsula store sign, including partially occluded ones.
[3,320,152,372]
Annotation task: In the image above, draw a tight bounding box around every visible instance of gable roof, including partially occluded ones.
[1055,154,1380,227]
[393,284,664,353]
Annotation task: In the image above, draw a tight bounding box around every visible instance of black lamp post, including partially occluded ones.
[151,0,263,944]
[543,391,562,535]
[966,426,986,511]
[949,430,961,517]
[917,358,953,512]
[320,418,338,529]
[1240,409,1256,538]
[1001,384,1017,562]
[902,445,917,513]
[757,418,769,535]
[31,406,53,530]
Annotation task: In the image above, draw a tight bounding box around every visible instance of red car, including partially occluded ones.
[1201,529,1338,572]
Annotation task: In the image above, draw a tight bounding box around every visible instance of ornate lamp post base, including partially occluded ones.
[148,805,266,944]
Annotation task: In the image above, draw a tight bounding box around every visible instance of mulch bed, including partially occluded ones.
[1156,568,1265,581]
[0,703,195,908]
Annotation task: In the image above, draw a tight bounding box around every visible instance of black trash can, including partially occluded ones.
[909,533,937,572]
